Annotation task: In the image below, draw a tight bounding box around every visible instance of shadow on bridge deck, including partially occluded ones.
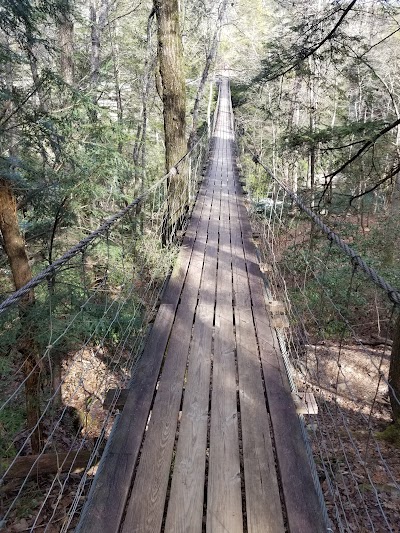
[77,78,327,533]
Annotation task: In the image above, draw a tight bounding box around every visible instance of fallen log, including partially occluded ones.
[1,450,96,482]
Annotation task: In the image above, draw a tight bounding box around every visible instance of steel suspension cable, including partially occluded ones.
[0,135,207,315]
[243,144,400,307]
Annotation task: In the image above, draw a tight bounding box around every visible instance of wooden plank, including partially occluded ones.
[230,193,285,532]
[76,184,210,533]
[236,195,327,533]
[207,122,243,531]
[121,190,213,533]
[164,182,219,533]
[267,300,286,315]
[292,392,318,415]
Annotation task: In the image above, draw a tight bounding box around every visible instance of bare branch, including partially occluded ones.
[319,116,400,205]
[265,0,358,82]
[349,162,400,205]
[360,26,400,58]
[321,139,367,152]
[106,2,143,26]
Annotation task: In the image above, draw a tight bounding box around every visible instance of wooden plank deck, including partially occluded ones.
[77,78,326,533]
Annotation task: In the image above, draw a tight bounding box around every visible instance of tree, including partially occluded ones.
[389,313,400,426]
[154,0,187,241]
[0,0,48,453]
[154,0,187,171]
[154,0,186,171]
[57,0,74,86]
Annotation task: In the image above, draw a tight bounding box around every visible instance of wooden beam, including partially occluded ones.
[103,389,129,411]
[267,300,286,315]
[292,392,318,415]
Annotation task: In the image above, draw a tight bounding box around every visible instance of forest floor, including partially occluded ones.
[301,342,400,532]
[3,346,129,532]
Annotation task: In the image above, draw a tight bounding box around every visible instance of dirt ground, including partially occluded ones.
[297,342,400,532]
[2,346,130,532]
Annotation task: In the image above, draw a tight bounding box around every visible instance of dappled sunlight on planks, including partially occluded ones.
[77,78,326,533]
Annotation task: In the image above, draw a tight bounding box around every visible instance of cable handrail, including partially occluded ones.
[242,143,400,307]
[240,139,400,532]
[0,134,208,315]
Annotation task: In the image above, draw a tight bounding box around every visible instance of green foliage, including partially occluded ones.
[376,422,400,447]
[0,354,20,459]
[14,486,41,518]
[230,82,249,108]
[354,213,400,286]
[285,120,387,149]
[0,403,26,458]
[277,225,398,340]
[0,309,19,357]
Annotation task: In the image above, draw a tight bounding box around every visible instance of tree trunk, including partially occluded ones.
[90,2,101,93]
[89,0,110,118]
[154,0,186,171]
[108,18,123,152]
[389,313,400,424]
[0,180,43,453]
[154,0,187,242]
[24,31,48,115]
[133,9,156,190]
[58,9,74,85]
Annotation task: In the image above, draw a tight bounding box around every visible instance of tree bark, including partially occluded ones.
[154,0,187,171]
[58,9,74,85]
[89,0,110,117]
[90,2,101,92]
[0,183,33,297]
[108,18,123,152]
[154,0,187,242]
[0,180,43,453]
[24,31,48,115]
[389,313,400,424]
[133,9,156,187]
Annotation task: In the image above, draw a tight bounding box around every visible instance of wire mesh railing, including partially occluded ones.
[0,133,210,531]
[239,147,400,532]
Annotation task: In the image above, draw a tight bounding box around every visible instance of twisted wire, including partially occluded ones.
[0,133,207,315]
[247,150,400,307]
[247,181,400,530]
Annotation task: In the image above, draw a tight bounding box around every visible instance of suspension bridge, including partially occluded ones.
[75,77,325,533]
[1,78,399,532]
